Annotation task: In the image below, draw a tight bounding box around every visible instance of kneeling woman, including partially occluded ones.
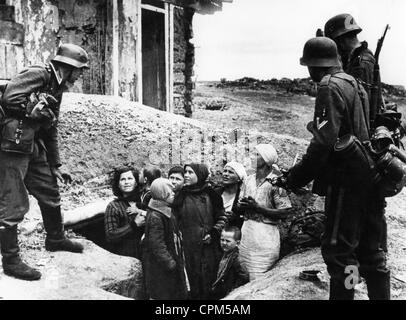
[143,178,188,300]
[104,166,146,259]
[172,163,227,300]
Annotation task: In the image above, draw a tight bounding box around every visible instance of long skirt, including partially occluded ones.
[239,219,280,281]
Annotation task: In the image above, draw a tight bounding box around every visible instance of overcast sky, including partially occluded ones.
[193,0,406,87]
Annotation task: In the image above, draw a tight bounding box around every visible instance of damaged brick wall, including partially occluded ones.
[9,0,108,94]
[7,0,195,115]
[0,1,25,80]
[173,6,195,116]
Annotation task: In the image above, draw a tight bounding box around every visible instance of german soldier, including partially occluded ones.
[0,43,89,281]
[325,13,389,254]
[324,13,375,100]
[284,37,390,300]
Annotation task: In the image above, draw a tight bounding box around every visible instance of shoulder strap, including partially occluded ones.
[331,72,370,135]
[320,74,332,87]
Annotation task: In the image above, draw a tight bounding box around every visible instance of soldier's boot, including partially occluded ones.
[0,225,42,280]
[329,278,355,300]
[365,271,391,300]
[40,205,84,253]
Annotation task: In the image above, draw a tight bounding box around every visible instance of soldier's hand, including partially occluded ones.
[51,167,72,184]
[272,175,289,189]
[27,101,47,120]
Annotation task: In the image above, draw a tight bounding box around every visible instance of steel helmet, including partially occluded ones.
[300,37,341,67]
[324,14,362,40]
[51,43,89,69]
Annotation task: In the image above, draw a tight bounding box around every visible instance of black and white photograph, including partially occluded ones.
[0,0,406,307]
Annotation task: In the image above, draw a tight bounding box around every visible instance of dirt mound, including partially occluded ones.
[0,198,142,300]
[56,92,310,210]
[225,188,406,300]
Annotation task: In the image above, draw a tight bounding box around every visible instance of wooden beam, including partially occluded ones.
[141,3,166,14]
[136,0,143,103]
[168,3,174,113]
[112,0,119,96]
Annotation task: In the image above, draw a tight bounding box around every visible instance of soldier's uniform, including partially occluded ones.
[344,41,375,100]
[287,38,390,299]
[0,43,88,281]
[325,13,388,256]
[0,63,64,228]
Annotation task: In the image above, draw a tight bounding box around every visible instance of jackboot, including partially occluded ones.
[329,278,355,300]
[365,271,391,300]
[0,225,42,280]
[40,205,84,253]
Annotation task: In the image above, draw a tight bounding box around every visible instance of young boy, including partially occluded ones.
[138,166,162,209]
[168,165,185,193]
[211,226,249,299]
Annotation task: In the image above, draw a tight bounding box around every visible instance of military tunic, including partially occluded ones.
[287,68,389,295]
[343,41,375,101]
[343,42,388,253]
[0,63,64,227]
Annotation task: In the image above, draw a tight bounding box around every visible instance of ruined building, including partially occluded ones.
[0,0,231,116]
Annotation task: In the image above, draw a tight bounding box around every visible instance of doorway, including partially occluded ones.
[141,5,166,110]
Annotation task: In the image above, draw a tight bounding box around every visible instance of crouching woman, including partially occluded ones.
[143,178,189,300]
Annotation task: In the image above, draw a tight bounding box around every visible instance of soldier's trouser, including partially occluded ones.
[321,184,389,300]
[0,142,61,228]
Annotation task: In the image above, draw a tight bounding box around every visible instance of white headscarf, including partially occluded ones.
[255,144,278,166]
[224,161,247,183]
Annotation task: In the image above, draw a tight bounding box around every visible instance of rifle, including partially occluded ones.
[370,24,390,130]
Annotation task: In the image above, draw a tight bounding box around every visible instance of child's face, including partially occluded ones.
[220,231,239,253]
[169,173,185,192]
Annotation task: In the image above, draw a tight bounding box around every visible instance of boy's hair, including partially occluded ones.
[143,166,162,184]
[168,165,184,178]
[223,226,242,241]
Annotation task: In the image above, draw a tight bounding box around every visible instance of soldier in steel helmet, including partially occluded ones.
[0,43,89,281]
[325,13,389,255]
[324,14,375,100]
[282,37,390,300]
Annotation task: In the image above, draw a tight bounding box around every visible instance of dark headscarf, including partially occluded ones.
[173,163,222,210]
[184,163,209,188]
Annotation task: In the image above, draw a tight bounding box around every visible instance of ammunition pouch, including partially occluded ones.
[333,134,378,188]
[0,118,37,154]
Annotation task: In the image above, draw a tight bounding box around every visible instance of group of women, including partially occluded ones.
[103,144,293,299]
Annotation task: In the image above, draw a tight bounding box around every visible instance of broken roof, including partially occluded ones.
[161,0,232,14]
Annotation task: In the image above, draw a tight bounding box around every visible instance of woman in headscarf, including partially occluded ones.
[142,178,188,300]
[237,144,293,280]
[104,166,146,259]
[172,163,227,300]
[215,162,247,229]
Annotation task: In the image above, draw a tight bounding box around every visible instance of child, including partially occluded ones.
[138,166,162,209]
[211,226,249,300]
[168,165,185,193]
[142,178,188,300]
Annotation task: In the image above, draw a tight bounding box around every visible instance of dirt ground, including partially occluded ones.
[193,82,315,141]
[193,81,406,299]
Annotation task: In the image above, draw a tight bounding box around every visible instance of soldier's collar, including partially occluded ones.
[49,61,63,86]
